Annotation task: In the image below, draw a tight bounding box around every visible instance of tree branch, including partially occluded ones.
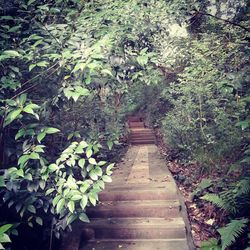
[197,11,250,32]
[11,64,60,100]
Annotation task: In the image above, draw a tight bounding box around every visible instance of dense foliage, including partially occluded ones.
[0,0,249,249]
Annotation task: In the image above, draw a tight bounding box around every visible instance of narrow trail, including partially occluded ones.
[62,117,191,250]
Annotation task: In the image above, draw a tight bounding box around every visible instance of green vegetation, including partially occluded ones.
[0,0,249,249]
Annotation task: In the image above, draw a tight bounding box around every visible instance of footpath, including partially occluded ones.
[61,117,192,250]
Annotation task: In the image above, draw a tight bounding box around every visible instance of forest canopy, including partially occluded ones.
[0,0,249,249]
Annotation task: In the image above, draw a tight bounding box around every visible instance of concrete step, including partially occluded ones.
[81,217,186,240]
[131,139,155,142]
[131,138,155,141]
[129,122,145,128]
[82,239,189,250]
[130,134,155,138]
[99,187,178,201]
[105,182,176,190]
[131,137,155,141]
[130,129,153,133]
[127,116,142,122]
[130,134,155,139]
[131,140,155,145]
[87,200,181,218]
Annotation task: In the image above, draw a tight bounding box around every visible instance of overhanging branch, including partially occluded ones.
[197,11,250,32]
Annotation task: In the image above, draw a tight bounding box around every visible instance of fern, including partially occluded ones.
[201,238,220,250]
[218,218,249,250]
[202,192,239,214]
[201,193,226,209]
[192,178,213,197]
[235,178,250,196]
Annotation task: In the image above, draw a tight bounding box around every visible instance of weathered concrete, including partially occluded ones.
[129,125,156,144]
[60,119,192,250]
[82,239,189,250]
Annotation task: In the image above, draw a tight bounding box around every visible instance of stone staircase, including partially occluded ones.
[128,117,155,145]
[61,118,190,250]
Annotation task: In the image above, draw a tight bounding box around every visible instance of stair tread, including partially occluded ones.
[103,183,177,190]
[83,217,185,227]
[82,239,189,250]
[97,200,180,206]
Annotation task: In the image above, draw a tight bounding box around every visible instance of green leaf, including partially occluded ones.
[95,166,102,176]
[218,219,249,250]
[30,152,40,160]
[80,195,88,209]
[236,120,250,130]
[27,205,36,214]
[37,132,46,143]
[0,234,11,243]
[35,217,43,226]
[29,64,36,71]
[107,140,113,150]
[66,158,75,167]
[0,16,14,20]
[79,141,89,148]
[89,170,98,181]
[16,169,24,177]
[79,141,88,148]
[39,180,45,190]
[18,94,27,105]
[23,103,39,115]
[25,173,33,181]
[75,145,84,154]
[79,213,90,223]
[102,175,112,183]
[106,163,115,174]
[66,214,77,225]
[97,180,105,189]
[86,149,93,158]
[80,182,91,193]
[98,161,106,166]
[71,195,82,201]
[73,62,86,72]
[137,54,148,66]
[8,25,21,33]
[15,129,25,140]
[0,176,5,187]
[2,50,21,57]
[48,163,58,172]
[27,0,36,6]
[101,69,113,76]
[45,188,55,195]
[0,224,13,235]
[56,198,65,214]
[63,87,73,100]
[36,61,48,67]
[52,195,61,206]
[45,127,60,134]
[68,201,75,213]
[4,109,22,127]
[88,193,97,206]
[74,86,90,96]
[17,155,30,167]
[71,92,80,102]
[89,158,97,165]
[201,238,220,250]
[78,159,85,168]
[66,175,77,189]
